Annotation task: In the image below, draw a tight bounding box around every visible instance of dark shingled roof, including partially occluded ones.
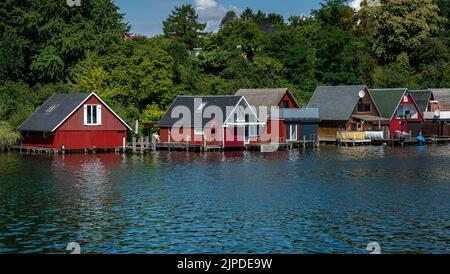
[235,88,299,109]
[18,93,91,132]
[410,90,434,114]
[306,85,368,121]
[430,89,450,105]
[274,108,320,122]
[369,88,407,119]
[158,96,245,127]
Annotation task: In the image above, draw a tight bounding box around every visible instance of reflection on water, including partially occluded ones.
[0,146,449,254]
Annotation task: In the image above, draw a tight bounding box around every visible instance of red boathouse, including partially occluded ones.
[18,93,131,150]
[235,88,319,144]
[369,88,424,139]
[158,96,261,148]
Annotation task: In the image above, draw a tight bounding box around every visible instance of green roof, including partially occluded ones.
[369,88,407,119]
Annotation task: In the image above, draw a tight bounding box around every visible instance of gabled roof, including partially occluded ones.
[368,88,407,119]
[18,92,131,132]
[235,88,300,109]
[158,96,249,127]
[306,85,368,121]
[429,89,450,105]
[410,90,434,114]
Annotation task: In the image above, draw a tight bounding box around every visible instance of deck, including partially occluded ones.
[5,136,450,155]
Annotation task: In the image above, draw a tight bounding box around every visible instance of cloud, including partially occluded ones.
[194,0,238,32]
[349,0,362,11]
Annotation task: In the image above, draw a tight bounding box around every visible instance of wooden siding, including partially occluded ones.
[22,94,128,149]
[58,96,127,132]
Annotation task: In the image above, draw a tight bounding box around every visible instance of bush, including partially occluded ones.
[0,121,21,147]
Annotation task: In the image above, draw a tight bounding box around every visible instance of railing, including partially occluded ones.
[337,131,384,141]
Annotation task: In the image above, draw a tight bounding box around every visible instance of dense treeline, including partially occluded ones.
[0,0,449,143]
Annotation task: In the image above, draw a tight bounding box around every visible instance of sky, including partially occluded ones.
[113,0,364,37]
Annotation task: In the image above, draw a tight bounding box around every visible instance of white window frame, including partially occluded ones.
[84,104,102,126]
[287,123,297,141]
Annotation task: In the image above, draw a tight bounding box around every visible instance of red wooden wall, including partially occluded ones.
[22,95,128,150]
[389,93,424,138]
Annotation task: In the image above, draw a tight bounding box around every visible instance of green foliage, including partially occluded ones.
[71,38,175,125]
[140,104,166,122]
[0,31,26,82]
[0,121,21,147]
[373,0,445,62]
[163,5,206,49]
[2,0,450,135]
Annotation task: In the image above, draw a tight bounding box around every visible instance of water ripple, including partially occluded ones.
[0,146,449,254]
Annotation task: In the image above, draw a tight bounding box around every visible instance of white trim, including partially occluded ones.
[51,92,132,132]
[223,96,261,126]
[388,89,408,121]
[286,123,298,141]
[84,104,102,126]
[225,122,264,126]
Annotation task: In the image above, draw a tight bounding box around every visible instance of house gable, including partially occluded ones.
[307,85,368,121]
[58,95,129,131]
[277,91,300,108]
[223,96,261,126]
[53,93,131,132]
[351,88,381,117]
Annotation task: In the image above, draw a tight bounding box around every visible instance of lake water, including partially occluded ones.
[0,146,448,254]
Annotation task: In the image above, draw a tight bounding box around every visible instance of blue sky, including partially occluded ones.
[113,0,333,36]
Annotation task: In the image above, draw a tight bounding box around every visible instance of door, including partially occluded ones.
[286,123,298,141]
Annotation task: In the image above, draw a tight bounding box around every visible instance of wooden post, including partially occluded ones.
[132,137,136,154]
[168,130,171,152]
[140,136,144,154]
[203,135,207,152]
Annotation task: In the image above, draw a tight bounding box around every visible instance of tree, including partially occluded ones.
[312,0,356,30]
[163,5,206,49]
[0,0,129,85]
[213,20,263,61]
[71,38,175,123]
[221,11,237,27]
[0,31,26,82]
[373,0,446,62]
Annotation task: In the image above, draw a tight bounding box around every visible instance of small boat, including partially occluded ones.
[416,136,426,143]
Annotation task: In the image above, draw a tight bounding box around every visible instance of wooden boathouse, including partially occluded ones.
[18,92,131,151]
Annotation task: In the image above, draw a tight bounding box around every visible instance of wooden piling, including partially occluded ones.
[140,136,144,154]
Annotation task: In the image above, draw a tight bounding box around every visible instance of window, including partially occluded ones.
[357,99,371,112]
[234,107,244,122]
[286,123,297,141]
[396,105,418,119]
[403,95,408,102]
[84,105,102,126]
[280,100,289,108]
[46,104,60,113]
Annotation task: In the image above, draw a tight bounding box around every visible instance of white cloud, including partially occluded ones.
[194,0,238,32]
[350,0,362,11]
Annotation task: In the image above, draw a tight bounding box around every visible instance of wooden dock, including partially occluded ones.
[5,136,450,155]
